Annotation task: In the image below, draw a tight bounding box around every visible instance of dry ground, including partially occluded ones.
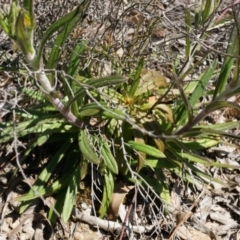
[0,0,240,239]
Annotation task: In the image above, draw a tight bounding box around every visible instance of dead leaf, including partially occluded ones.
[135,69,167,96]
[168,211,193,240]
[148,96,157,104]
[154,139,165,152]
[107,183,134,221]
[191,215,217,240]
[177,225,212,240]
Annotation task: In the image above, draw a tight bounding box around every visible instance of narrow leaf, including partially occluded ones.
[35,0,90,67]
[19,139,71,204]
[99,170,115,218]
[128,57,144,97]
[101,139,118,174]
[78,129,100,164]
[206,100,240,113]
[213,24,237,99]
[134,131,146,172]
[66,75,127,108]
[175,59,217,125]
[128,141,165,158]
[62,163,80,222]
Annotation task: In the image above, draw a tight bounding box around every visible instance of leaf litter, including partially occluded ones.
[0,0,240,239]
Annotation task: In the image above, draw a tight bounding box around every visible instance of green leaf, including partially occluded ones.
[140,172,171,205]
[231,6,240,88]
[189,60,217,108]
[103,87,125,103]
[35,0,90,68]
[101,108,127,121]
[134,132,146,172]
[101,139,118,174]
[37,132,51,146]
[114,121,133,175]
[213,24,237,99]
[6,1,19,38]
[66,75,127,108]
[178,53,209,82]
[169,141,238,169]
[66,40,88,116]
[184,161,227,186]
[0,9,10,35]
[175,59,217,125]
[78,108,100,118]
[167,143,229,185]
[180,138,218,150]
[67,40,87,77]
[174,74,194,125]
[206,100,240,113]
[201,0,213,23]
[46,12,87,85]
[133,158,180,169]
[0,118,72,144]
[78,102,108,118]
[158,172,171,205]
[128,141,165,158]
[78,129,100,164]
[15,9,35,60]
[18,173,72,201]
[99,170,114,218]
[194,4,200,28]
[200,128,240,141]
[22,87,45,102]
[193,121,240,131]
[23,0,35,31]
[62,162,80,222]
[18,139,72,212]
[19,149,80,203]
[128,57,144,97]
[48,189,65,224]
[80,159,89,180]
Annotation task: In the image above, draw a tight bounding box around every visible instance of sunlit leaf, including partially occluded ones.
[128,141,165,158]
[135,69,167,96]
[101,139,119,174]
[78,129,100,164]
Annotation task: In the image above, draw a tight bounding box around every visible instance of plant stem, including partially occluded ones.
[48,97,84,129]
[174,108,208,136]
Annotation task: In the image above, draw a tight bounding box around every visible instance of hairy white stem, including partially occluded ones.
[36,71,55,93]
[48,97,84,128]
[25,50,36,62]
